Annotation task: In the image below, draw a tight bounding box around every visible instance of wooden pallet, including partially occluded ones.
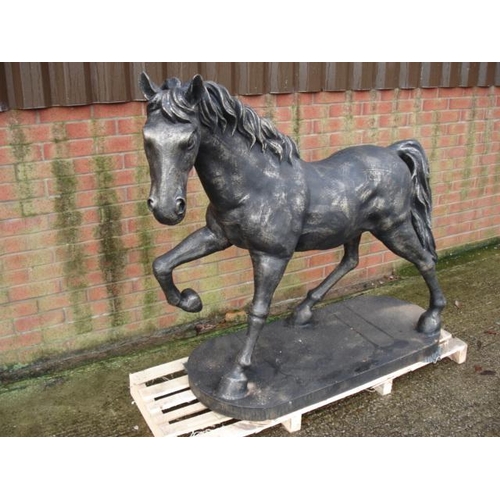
[130,330,467,437]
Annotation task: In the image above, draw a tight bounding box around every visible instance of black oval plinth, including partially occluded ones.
[186,296,441,422]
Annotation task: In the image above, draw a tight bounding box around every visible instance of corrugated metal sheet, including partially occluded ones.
[1,62,499,111]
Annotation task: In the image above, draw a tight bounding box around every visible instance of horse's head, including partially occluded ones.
[139,72,205,225]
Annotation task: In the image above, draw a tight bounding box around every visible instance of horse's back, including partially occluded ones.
[296,144,412,251]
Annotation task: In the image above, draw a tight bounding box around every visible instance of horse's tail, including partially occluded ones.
[388,139,438,262]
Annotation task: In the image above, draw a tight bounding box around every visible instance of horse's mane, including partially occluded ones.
[151,78,300,164]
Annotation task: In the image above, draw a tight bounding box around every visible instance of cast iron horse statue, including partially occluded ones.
[139,73,446,401]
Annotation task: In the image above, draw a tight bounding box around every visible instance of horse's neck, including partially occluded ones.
[195,130,266,208]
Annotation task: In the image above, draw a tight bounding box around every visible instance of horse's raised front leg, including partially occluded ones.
[290,236,362,327]
[216,251,290,400]
[153,226,231,313]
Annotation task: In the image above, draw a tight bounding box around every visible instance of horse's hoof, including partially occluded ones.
[179,288,202,313]
[288,306,313,327]
[215,366,248,401]
[417,311,441,337]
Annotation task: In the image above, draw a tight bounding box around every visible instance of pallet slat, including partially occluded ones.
[163,401,208,423]
[152,388,197,413]
[138,375,190,401]
[129,357,188,386]
[161,409,234,437]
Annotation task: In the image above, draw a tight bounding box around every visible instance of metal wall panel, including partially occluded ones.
[1,62,499,111]
[234,62,267,95]
[323,62,350,91]
[268,62,296,93]
[297,62,324,92]
[47,62,92,106]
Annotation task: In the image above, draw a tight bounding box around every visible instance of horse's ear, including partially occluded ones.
[139,72,160,100]
[186,74,205,105]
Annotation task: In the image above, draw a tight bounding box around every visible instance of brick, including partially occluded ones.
[37,292,72,312]
[314,118,342,135]
[328,103,347,119]
[449,97,473,109]
[354,116,374,129]
[0,200,21,219]
[0,109,37,126]
[0,146,14,165]
[64,121,93,139]
[43,138,95,160]
[117,117,143,135]
[124,151,147,168]
[0,320,15,338]
[72,157,95,174]
[86,284,109,302]
[30,261,65,283]
[41,323,72,343]
[103,135,136,154]
[24,123,53,143]
[447,123,467,135]
[240,95,268,109]
[422,99,449,111]
[92,102,145,119]
[0,165,16,183]
[438,110,461,123]
[14,314,41,333]
[39,106,92,123]
[274,107,292,121]
[314,92,346,104]
[0,111,12,127]
[352,91,373,102]
[301,135,327,150]
[0,183,19,201]
[5,300,39,318]
[364,100,393,115]
[41,309,66,328]
[17,330,43,348]
[438,87,466,98]
[88,119,117,138]
[9,280,60,302]
[299,105,326,120]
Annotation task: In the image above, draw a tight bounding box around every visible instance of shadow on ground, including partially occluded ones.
[0,243,498,437]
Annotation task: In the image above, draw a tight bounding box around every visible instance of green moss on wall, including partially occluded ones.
[390,88,401,144]
[8,120,35,217]
[264,94,276,124]
[462,94,477,200]
[135,158,158,328]
[343,91,354,147]
[291,95,301,151]
[51,122,92,335]
[89,119,129,328]
[94,155,128,329]
[368,89,379,143]
[429,110,440,161]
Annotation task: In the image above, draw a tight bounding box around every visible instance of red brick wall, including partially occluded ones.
[1,86,499,371]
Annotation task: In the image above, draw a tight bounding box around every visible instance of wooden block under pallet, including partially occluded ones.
[130,329,467,437]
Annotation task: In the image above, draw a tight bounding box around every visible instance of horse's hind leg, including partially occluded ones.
[290,235,361,327]
[374,221,446,336]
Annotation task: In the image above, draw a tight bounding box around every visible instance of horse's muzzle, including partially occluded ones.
[147,196,186,225]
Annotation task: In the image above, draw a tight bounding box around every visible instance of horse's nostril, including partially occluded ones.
[147,198,156,212]
[176,198,186,215]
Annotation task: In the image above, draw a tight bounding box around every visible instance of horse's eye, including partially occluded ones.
[186,133,197,150]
